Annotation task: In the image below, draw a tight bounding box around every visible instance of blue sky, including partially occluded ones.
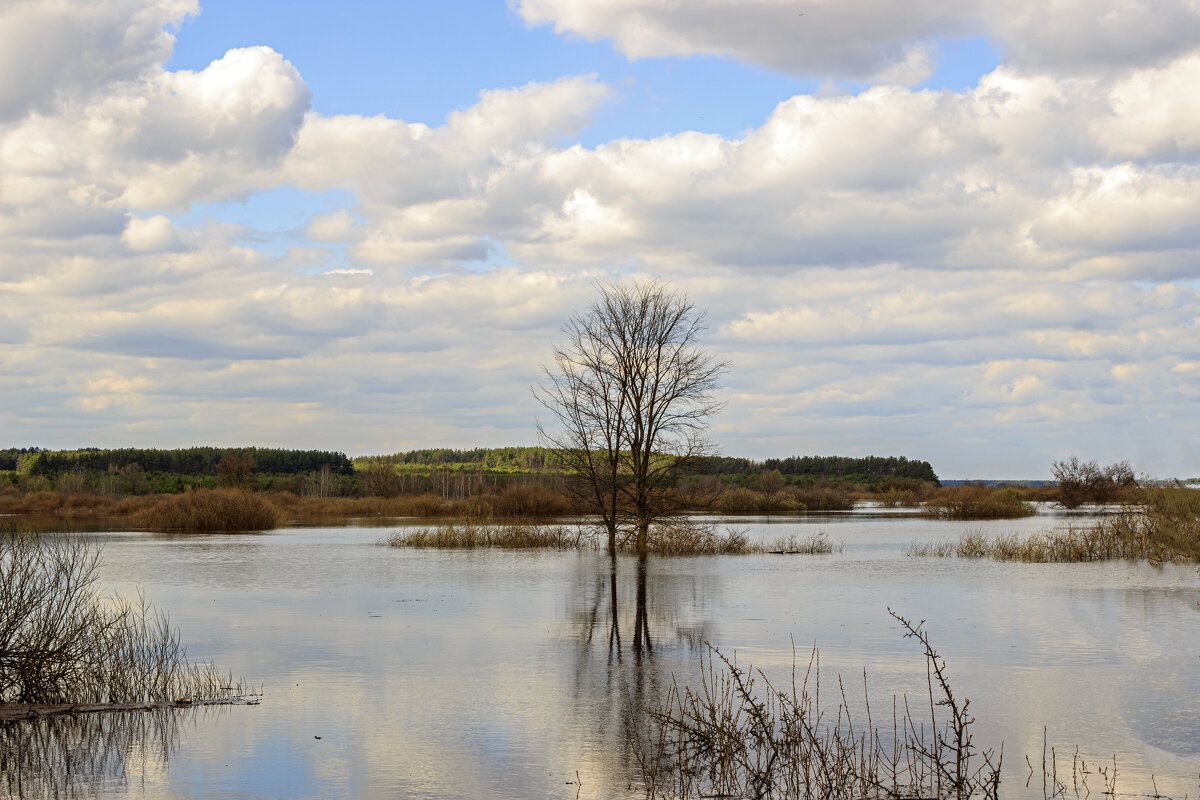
[1,0,1198,477]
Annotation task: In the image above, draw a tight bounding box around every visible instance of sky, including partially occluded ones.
[1,0,1198,479]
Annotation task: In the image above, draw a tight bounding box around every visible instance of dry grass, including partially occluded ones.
[0,492,157,517]
[381,523,586,549]
[923,486,1036,520]
[905,526,1144,562]
[0,532,242,705]
[766,532,843,555]
[633,610,1002,799]
[909,490,1200,564]
[134,489,282,532]
[640,522,760,555]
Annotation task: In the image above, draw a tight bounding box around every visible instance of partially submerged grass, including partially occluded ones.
[765,531,843,554]
[0,532,244,705]
[906,525,1145,562]
[134,488,282,532]
[633,610,1002,799]
[923,486,1036,520]
[909,490,1200,564]
[381,523,585,549]
[383,521,842,556]
[642,522,759,555]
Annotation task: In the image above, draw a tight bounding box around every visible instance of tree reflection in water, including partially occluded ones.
[568,552,722,793]
[1,706,228,798]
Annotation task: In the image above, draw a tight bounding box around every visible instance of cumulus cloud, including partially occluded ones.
[121,214,178,251]
[0,0,197,122]
[516,0,1200,79]
[3,0,1199,476]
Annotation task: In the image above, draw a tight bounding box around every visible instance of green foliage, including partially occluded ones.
[24,447,353,478]
[764,454,939,483]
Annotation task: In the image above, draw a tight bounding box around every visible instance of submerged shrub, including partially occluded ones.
[923,486,1035,520]
[0,533,236,704]
[633,610,1001,799]
[134,488,282,532]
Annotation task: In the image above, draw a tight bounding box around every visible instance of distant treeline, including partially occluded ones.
[2,447,354,477]
[2,445,938,497]
[363,446,569,471]
[362,448,939,487]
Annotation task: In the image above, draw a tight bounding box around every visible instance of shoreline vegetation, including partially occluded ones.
[907,488,1200,564]
[0,532,251,718]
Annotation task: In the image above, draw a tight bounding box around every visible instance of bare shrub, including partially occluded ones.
[790,485,856,511]
[923,486,1035,520]
[767,532,842,554]
[633,610,1001,799]
[134,488,281,532]
[714,487,763,514]
[1052,457,1137,508]
[0,533,237,704]
[358,462,403,498]
[489,483,574,518]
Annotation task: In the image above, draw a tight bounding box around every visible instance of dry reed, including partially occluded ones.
[381,523,586,549]
[908,493,1200,564]
[766,532,843,555]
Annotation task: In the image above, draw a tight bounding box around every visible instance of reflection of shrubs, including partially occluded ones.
[135,489,282,532]
[923,486,1035,520]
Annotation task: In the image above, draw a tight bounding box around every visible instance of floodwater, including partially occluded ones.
[3,508,1199,799]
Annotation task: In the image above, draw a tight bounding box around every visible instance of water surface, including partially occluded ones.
[4,509,1198,799]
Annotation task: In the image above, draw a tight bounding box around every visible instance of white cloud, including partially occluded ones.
[0,0,197,121]
[3,0,1200,477]
[121,214,178,252]
[516,0,1200,79]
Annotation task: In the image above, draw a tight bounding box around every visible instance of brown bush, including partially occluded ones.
[134,489,282,532]
[488,483,574,518]
[789,485,855,511]
[923,486,1035,520]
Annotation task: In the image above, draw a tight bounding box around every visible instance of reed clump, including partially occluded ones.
[640,522,760,555]
[909,491,1200,564]
[0,533,241,705]
[905,525,1146,562]
[633,609,1002,799]
[766,531,843,554]
[133,488,282,532]
[923,486,1036,520]
[381,523,585,549]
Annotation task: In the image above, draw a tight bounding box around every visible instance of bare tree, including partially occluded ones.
[537,280,725,555]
